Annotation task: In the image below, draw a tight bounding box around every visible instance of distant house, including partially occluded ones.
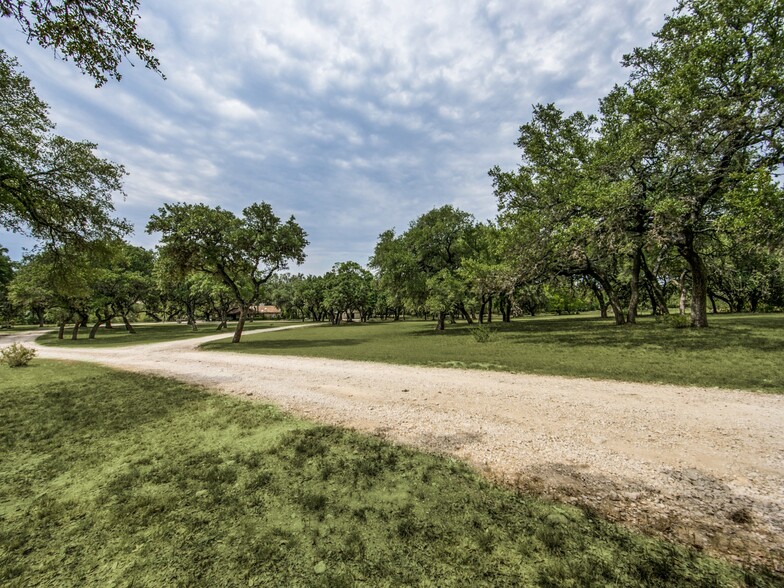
[226,304,281,321]
[256,305,282,318]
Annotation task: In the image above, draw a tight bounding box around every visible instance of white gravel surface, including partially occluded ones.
[4,325,783,568]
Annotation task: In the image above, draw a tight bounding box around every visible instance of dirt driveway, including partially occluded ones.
[5,326,783,570]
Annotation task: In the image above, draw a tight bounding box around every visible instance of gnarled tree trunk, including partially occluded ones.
[627,249,642,324]
[435,311,446,331]
[680,239,708,327]
[122,314,136,334]
[232,306,247,343]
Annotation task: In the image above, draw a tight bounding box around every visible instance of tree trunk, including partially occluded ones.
[89,319,105,339]
[498,293,511,322]
[750,293,759,313]
[645,282,657,316]
[218,317,228,329]
[71,321,81,340]
[58,321,65,339]
[589,270,625,325]
[591,284,608,319]
[35,308,45,327]
[478,300,486,324]
[640,255,669,315]
[681,243,708,327]
[455,303,472,325]
[105,319,114,329]
[627,249,642,324]
[678,271,688,315]
[708,291,718,314]
[122,314,136,334]
[435,311,446,331]
[232,306,246,343]
[487,296,493,323]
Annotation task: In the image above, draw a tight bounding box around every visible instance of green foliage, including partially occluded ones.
[0,51,130,248]
[1,0,162,86]
[622,0,784,325]
[490,0,784,329]
[0,361,770,586]
[147,202,308,341]
[0,342,36,366]
[204,314,784,393]
[322,261,374,324]
[0,246,14,326]
[371,206,477,329]
[6,251,50,326]
[424,269,464,316]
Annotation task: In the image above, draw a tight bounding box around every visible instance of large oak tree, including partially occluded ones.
[621,0,784,326]
[147,202,308,343]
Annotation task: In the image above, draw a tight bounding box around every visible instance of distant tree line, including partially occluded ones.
[1,0,782,335]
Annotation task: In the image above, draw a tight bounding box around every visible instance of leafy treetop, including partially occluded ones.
[1,0,163,86]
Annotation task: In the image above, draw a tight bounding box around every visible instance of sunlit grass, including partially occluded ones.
[1,361,775,586]
[202,313,784,393]
[36,321,290,347]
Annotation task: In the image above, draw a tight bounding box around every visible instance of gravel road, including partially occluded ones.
[4,325,783,569]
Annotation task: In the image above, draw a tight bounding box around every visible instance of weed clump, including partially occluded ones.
[655,314,691,329]
[0,343,36,367]
[471,324,494,343]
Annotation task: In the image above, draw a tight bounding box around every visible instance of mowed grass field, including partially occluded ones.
[1,361,776,587]
[35,320,290,348]
[202,313,784,393]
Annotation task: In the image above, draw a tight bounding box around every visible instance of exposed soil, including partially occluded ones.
[5,325,783,571]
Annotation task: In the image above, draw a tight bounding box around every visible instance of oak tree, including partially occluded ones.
[147,202,307,343]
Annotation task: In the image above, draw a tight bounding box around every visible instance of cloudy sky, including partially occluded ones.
[1,0,673,274]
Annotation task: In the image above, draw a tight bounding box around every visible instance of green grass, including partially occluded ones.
[202,313,784,393]
[1,361,776,586]
[0,324,51,333]
[36,321,290,347]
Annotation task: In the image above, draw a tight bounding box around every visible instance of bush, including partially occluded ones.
[655,314,691,329]
[1,343,37,367]
[471,324,494,343]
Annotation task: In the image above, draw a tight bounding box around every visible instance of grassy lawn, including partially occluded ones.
[35,320,291,347]
[202,313,784,393]
[1,362,775,586]
[0,325,51,335]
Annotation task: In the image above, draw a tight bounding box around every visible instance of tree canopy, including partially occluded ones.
[0,51,130,249]
[147,202,308,342]
[491,0,784,328]
[1,0,162,85]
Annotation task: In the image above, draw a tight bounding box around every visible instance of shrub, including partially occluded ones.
[471,324,494,343]
[0,343,37,367]
[655,314,691,329]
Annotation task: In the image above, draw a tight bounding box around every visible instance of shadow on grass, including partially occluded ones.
[1,371,207,455]
[512,323,784,353]
[411,314,784,353]
[215,338,368,350]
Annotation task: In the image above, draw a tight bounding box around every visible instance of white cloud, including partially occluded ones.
[0,0,675,271]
